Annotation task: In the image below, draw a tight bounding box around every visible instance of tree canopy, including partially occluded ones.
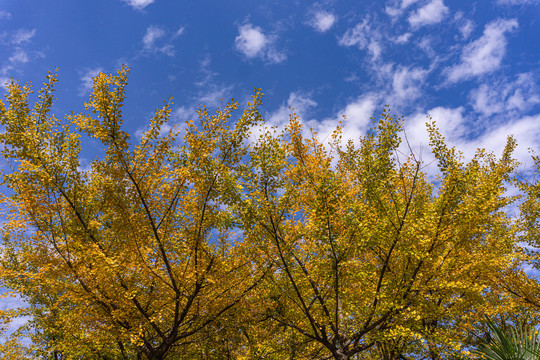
[0,68,538,360]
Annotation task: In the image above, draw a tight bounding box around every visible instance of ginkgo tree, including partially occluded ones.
[0,67,268,360]
[231,111,529,359]
[0,68,535,360]
[497,153,540,322]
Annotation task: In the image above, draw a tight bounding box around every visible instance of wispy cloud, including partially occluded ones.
[8,48,29,64]
[470,73,540,116]
[1,29,40,89]
[173,26,185,38]
[79,67,104,96]
[141,25,180,57]
[143,26,165,49]
[394,32,412,43]
[497,0,540,5]
[408,0,449,29]
[267,92,317,128]
[265,91,379,148]
[391,65,429,102]
[406,106,540,169]
[362,60,432,111]
[459,20,474,39]
[445,18,518,83]
[410,106,467,143]
[194,54,216,87]
[122,0,155,10]
[402,0,422,7]
[196,84,235,108]
[335,96,377,132]
[310,95,379,146]
[339,18,382,60]
[235,24,286,64]
[134,83,233,141]
[173,106,195,122]
[0,10,11,20]
[453,12,475,40]
[385,0,421,18]
[466,114,540,164]
[0,65,13,88]
[12,29,36,44]
[402,106,473,177]
[308,10,336,33]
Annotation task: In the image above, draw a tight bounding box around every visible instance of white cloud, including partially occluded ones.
[386,0,421,18]
[404,106,467,169]
[173,26,185,38]
[394,32,412,43]
[196,84,234,108]
[173,106,195,122]
[416,36,436,58]
[268,92,317,128]
[235,24,286,64]
[122,0,155,10]
[309,95,379,145]
[425,106,467,140]
[466,114,540,164]
[309,11,336,32]
[79,67,103,96]
[408,0,449,28]
[0,292,30,337]
[454,12,475,40]
[368,42,382,59]
[405,107,540,171]
[400,107,540,180]
[402,0,421,7]
[235,24,268,58]
[266,48,287,64]
[8,48,29,64]
[142,26,175,56]
[135,104,195,141]
[12,29,36,44]
[259,92,363,147]
[0,65,12,89]
[445,18,518,83]
[338,96,377,131]
[471,85,504,116]
[470,73,540,116]
[459,19,474,39]
[258,92,315,144]
[0,78,9,90]
[385,6,402,18]
[135,119,175,140]
[258,94,378,150]
[497,0,540,4]
[359,60,431,111]
[0,10,11,19]
[339,19,382,60]
[143,26,165,49]
[392,65,429,102]
[194,54,217,87]
[0,292,29,312]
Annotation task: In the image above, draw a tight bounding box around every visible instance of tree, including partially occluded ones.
[232,110,526,359]
[492,151,540,354]
[0,67,267,359]
[0,68,531,359]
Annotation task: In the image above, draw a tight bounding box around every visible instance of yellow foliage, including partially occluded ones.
[0,69,535,360]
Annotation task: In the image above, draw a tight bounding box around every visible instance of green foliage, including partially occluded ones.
[474,318,540,360]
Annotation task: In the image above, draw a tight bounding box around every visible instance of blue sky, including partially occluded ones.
[1,0,539,169]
